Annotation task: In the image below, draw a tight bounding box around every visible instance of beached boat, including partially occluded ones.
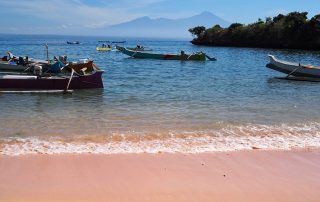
[266,55,320,78]
[116,46,216,61]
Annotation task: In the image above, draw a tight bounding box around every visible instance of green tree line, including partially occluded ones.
[189,12,320,50]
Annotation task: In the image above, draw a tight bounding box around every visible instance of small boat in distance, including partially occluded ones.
[96,44,112,52]
[127,45,152,52]
[111,41,126,44]
[266,55,320,79]
[67,41,80,45]
[116,46,216,61]
[96,47,112,51]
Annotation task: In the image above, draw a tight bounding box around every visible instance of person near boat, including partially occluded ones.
[180,50,188,60]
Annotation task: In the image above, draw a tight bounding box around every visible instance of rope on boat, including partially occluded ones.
[186,52,217,61]
[131,51,138,58]
[286,63,302,78]
[187,53,195,60]
[92,63,101,71]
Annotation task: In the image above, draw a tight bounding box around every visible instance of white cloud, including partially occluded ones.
[0,0,167,34]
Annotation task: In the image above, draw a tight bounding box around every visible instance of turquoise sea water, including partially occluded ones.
[0,34,320,155]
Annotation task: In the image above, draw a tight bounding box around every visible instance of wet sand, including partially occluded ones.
[0,150,320,202]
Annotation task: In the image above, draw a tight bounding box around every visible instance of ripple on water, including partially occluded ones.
[1,36,320,155]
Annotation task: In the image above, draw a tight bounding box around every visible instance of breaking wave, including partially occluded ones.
[1,122,320,155]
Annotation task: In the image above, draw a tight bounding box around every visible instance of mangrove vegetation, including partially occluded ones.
[189,12,320,50]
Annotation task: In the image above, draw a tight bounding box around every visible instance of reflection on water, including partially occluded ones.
[0,35,320,154]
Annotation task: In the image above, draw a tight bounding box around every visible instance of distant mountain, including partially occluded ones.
[101,12,230,38]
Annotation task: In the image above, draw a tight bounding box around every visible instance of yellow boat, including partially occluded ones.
[96,47,112,51]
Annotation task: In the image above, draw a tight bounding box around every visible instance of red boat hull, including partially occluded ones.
[0,71,104,90]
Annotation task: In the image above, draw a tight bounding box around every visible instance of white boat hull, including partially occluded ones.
[266,55,320,78]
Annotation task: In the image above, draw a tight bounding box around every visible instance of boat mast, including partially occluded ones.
[45,43,49,64]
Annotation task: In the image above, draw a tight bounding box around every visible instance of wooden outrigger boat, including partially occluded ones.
[96,43,112,51]
[0,52,98,74]
[116,46,216,61]
[0,71,104,91]
[266,55,320,79]
[0,52,31,71]
[112,41,126,44]
[0,52,66,72]
[67,41,80,45]
[0,57,104,91]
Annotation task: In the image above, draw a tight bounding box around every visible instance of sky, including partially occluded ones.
[0,0,319,35]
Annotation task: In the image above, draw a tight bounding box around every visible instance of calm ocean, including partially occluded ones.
[0,34,320,155]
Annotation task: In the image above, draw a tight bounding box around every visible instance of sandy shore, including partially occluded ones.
[0,150,320,202]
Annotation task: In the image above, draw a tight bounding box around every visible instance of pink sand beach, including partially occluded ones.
[1,150,319,202]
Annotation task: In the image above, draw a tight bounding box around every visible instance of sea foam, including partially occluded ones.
[1,123,320,155]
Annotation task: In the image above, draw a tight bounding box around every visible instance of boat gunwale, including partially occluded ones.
[269,55,320,70]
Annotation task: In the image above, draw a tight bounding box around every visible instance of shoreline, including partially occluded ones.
[191,40,320,50]
[1,149,320,202]
[2,123,320,155]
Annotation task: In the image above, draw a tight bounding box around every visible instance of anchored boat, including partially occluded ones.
[0,58,104,91]
[116,46,216,61]
[96,47,112,51]
[266,55,320,79]
[96,44,112,52]
[111,41,126,44]
[0,52,35,71]
[67,41,80,45]
[0,71,104,90]
[0,52,69,73]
